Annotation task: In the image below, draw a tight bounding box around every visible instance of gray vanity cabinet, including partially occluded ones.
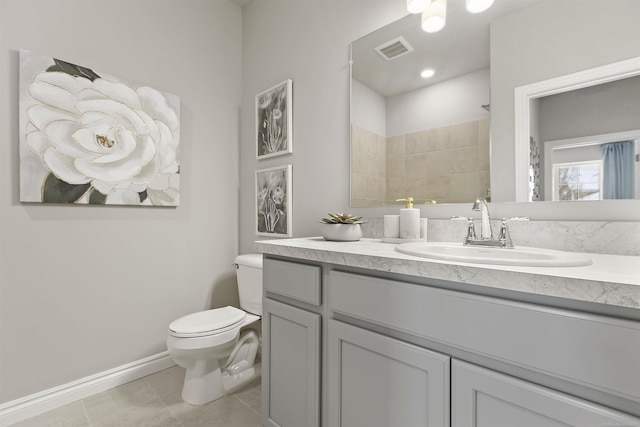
[328,269,640,425]
[327,319,450,427]
[262,255,640,427]
[452,360,640,427]
[262,258,322,427]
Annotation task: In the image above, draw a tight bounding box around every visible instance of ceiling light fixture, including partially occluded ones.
[420,68,435,78]
[421,0,447,33]
[465,0,494,14]
[407,0,431,14]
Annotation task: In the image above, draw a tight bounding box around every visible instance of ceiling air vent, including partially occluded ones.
[375,37,414,60]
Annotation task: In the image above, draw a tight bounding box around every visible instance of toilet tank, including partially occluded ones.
[234,254,263,316]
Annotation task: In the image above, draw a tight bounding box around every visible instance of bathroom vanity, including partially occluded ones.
[257,238,640,427]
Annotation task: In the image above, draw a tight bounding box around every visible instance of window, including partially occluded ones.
[552,161,602,201]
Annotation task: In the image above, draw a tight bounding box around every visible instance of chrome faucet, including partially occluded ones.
[472,198,492,240]
[451,198,529,248]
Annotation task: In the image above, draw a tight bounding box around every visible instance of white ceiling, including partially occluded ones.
[352,0,541,98]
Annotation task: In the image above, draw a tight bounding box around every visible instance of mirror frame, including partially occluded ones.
[514,55,640,202]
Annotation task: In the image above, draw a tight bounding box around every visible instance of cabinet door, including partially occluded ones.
[262,298,321,427]
[328,320,450,427]
[452,360,640,427]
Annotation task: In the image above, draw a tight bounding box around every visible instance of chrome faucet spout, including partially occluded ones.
[472,198,492,240]
[453,202,529,249]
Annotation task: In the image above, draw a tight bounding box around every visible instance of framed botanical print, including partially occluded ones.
[255,79,292,159]
[256,165,292,237]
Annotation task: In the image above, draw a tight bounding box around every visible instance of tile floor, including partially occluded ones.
[10,364,261,427]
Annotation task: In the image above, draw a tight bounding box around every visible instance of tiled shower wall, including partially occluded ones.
[351,125,386,206]
[351,119,490,207]
[387,118,490,204]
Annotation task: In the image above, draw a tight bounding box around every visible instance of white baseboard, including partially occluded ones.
[0,351,176,427]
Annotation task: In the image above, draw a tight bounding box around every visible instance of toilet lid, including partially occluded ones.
[169,306,246,337]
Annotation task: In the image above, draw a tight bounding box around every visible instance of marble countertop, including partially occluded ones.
[255,237,640,309]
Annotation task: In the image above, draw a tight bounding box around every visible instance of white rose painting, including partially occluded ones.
[256,165,292,237]
[19,49,180,206]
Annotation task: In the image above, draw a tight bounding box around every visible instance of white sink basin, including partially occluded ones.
[395,242,592,267]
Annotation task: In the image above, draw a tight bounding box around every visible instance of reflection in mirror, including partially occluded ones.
[514,56,640,202]
[350,1,539,207]
[531,77,640,201]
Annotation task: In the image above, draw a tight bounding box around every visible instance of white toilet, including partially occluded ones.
[166,254,263,405]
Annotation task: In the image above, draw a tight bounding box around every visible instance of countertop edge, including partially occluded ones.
[255,238,640,310]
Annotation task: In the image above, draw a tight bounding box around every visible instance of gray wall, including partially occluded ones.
[351,79,386,137]
[386,67,490,137]
[538,76,640,143]
[0,0,242,403]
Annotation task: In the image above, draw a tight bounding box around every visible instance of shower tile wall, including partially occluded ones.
[351,125,386,206]
[351,119,490,206]
[387,118,490,204]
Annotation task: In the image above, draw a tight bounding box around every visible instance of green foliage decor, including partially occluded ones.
[320,213,366,224]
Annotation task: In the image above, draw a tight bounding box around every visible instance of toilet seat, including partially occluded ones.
[169,306,246,338]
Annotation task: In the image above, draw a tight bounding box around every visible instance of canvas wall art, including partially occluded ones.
[19,49,181,206]
[256,79,292,159]
[256,165,292,237]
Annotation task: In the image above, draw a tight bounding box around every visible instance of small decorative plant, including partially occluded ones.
[320,213,366,224]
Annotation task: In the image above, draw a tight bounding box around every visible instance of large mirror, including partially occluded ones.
[350,0,539,207]
[350,0,640,207]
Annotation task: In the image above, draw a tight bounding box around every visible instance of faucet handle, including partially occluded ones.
[451,216,476,242]
[450,216,474,227]
[501,216,530,224]
[498,217,529,248]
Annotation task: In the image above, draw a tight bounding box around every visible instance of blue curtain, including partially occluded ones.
[601,140,635,199]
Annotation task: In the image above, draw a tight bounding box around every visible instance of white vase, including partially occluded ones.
[320,223,363,242]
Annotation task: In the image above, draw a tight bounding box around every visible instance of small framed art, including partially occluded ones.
[256,79,292,159]
[256,165,292,237]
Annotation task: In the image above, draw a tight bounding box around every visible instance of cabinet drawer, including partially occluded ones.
[329,270,640,404]
[264,258,321,306]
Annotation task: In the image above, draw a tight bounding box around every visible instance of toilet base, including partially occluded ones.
[222,366,256,394]
[180,329,259,405]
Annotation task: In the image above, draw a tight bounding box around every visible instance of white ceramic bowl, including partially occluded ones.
[320,223,363,241]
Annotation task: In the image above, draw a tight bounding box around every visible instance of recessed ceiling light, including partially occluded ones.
[421,68,435,78]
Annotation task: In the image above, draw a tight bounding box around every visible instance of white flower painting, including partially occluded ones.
[256,165,292,237]
[255,79,292,159]
[19,49,180,206]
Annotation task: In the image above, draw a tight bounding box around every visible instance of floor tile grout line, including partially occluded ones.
[155,393,186,427]
[79,397,93,427]
[142,377,186,427]
[232,394,260,417]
